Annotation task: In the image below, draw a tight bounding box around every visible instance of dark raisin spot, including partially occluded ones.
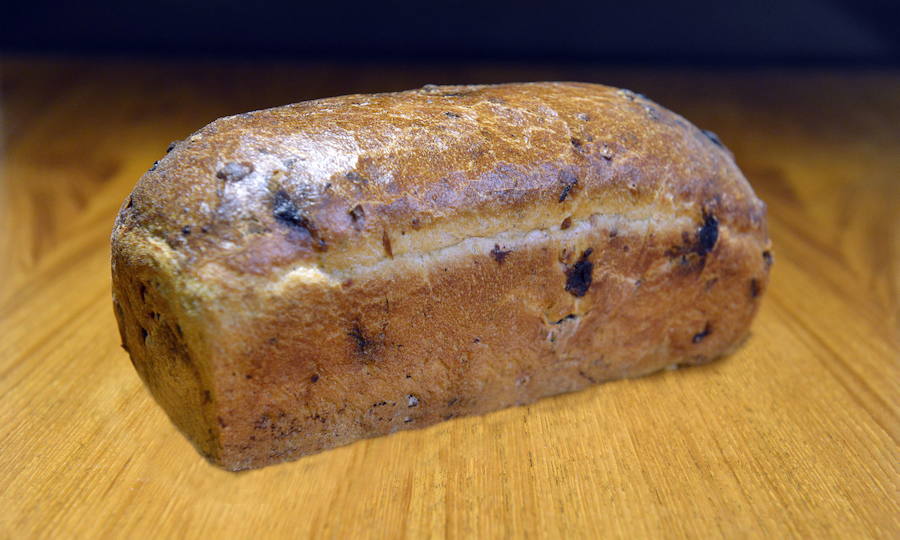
[697,213,719,256]
[200,225,210,234]
[272,190,301,224]
[608,229,618,238]
[216,161,254,182]
[763,250,774,268]
[473,338,480,343]
[140,327,148,341]
[570,137,583,150]
[218,417,227,428]
[311,374,320,383]
[148,160,159,172]
[273,189,326,250]
[702,129,725,148]
[202,390,212,404]
[490,244,511,264]
[561,217,572,230]
[444,111,461,118]
[558,171,578,202]
[692,323,712,343]
[405,373,412,379]
[407,395,419,407]
[245,374,253,379]
[411,218,421,230]
[750,279,761,298]
[382,230,393,258]
[664,213,718,273]
[348,204,365,229]
[181,225,191,235]
[553,314,578,324]
[349,324,369,353]
[166,141,179,153]
[349,323,380,362]
[565,248,594,297]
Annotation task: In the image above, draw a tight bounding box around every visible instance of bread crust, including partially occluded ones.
[111,82,771,470]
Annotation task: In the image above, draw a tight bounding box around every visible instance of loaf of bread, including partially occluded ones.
[111,82,771,471]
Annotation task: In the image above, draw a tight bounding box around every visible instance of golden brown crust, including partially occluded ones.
[111,82,771,470]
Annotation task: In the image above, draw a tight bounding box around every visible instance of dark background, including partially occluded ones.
[3,0,897,65]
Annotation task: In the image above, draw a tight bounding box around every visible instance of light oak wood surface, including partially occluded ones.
[1,57,897,538]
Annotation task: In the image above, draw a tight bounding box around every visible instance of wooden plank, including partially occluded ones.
[1,58,897,538]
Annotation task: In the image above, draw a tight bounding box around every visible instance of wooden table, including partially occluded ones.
[1,57,897,538]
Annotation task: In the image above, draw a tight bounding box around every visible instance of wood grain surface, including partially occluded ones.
[1,57,897,539]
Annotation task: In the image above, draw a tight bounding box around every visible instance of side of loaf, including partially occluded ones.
[111,82,771,471]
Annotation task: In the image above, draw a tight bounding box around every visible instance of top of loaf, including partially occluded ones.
[113,82,765,284]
